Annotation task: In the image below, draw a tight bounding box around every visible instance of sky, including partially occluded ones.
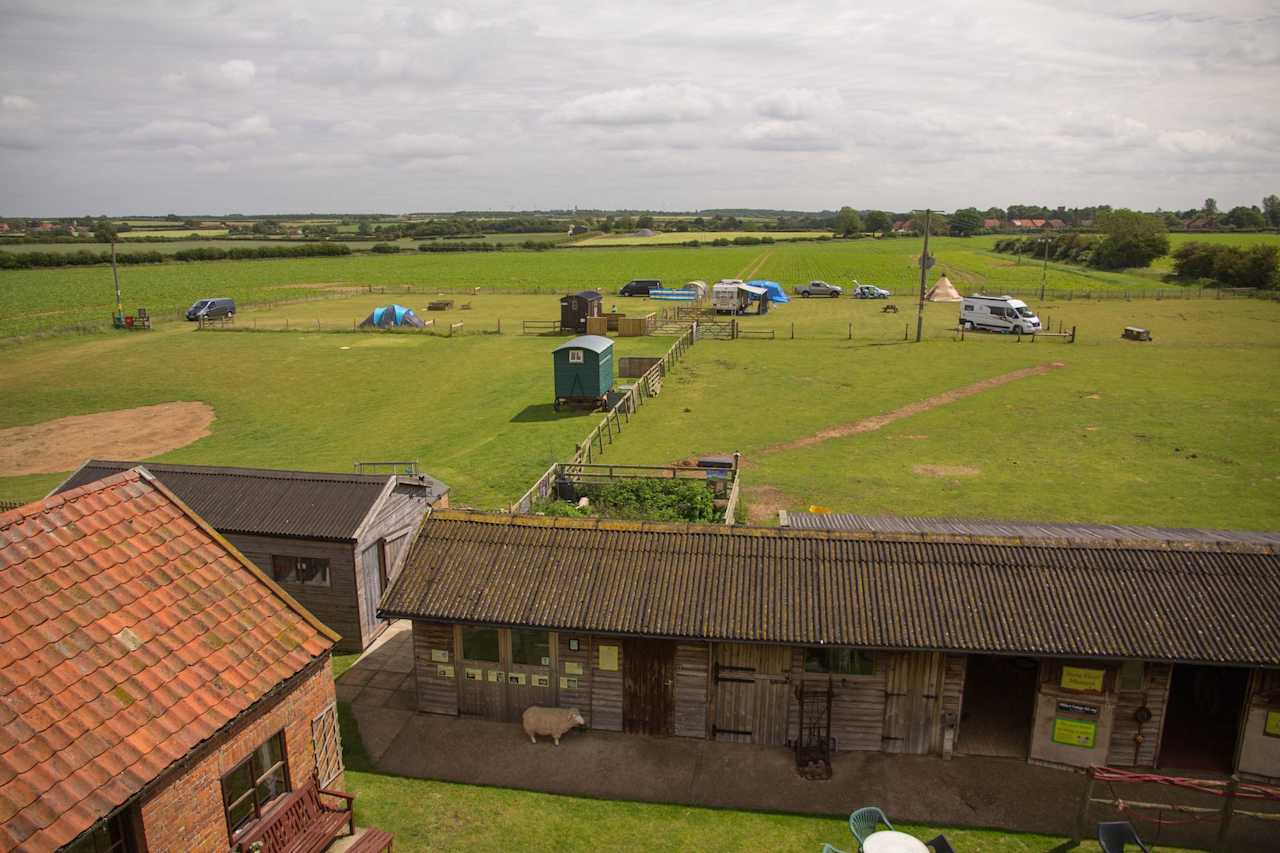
[1,0,1278,216]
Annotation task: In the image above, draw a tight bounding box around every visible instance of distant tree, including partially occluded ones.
[182,218,201,229]
[93,218,118,243]
[252,219,282,235]
[1223,206,1267,229]
[636,214,655,230]
[1203,198,1218,215]
[616,215,635,231]
[833,206,863,236]
[864,210,892,233]
[357,220,371,236]
[1263,195,1280,228]
[950,208,984,236]
[1091,209,1169,269]
[984,206,1007,220]
[917,211,949,234]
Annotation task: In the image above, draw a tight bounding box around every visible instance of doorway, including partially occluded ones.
[958,655,1039,758]
[1159,664,1249,773]
[622,639,674,736]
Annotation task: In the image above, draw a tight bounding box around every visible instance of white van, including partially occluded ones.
[960,294,1041,334]
[712,282,749,314]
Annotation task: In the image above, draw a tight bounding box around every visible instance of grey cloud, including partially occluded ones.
[550,85,721,126]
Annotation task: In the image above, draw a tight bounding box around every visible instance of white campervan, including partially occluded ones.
[712,281,748,314]
[960,294,1041,334]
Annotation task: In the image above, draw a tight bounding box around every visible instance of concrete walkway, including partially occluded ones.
[342,623,1276,851]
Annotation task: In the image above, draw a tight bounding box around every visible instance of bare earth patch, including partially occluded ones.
[745,485,790,525]
[0,402,215,476]
[913,464,980,478]
[761,362,1066,455]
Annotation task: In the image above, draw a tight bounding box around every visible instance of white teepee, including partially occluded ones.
[926,274,962,302]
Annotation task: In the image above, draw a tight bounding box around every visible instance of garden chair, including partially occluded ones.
[926,834,957,853]
[849,807,894,844]
[1097,821,1151,853]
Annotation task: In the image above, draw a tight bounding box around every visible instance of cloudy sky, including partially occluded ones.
[1,0,1277,215]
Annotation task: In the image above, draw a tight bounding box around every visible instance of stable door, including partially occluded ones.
[622,639,675,736]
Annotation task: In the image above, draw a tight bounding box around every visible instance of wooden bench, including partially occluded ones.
[427,300,453,311]
[235,777,354,853]
[881,303,899,313]
[346,828,394,853]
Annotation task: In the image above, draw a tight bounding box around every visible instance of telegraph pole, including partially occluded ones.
[111,238,122,322]
[915,209,931,343]
[1039,229,1049,301]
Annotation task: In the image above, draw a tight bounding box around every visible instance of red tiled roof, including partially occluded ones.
[0,469,337,851]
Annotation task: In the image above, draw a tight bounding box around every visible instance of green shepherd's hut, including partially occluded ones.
[553,335,614,410]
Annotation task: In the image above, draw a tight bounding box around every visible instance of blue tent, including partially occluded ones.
[359,304,426,328]
[746,280,790,304]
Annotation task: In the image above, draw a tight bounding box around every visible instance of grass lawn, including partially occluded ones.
[571,230,832,246]
[333,699,1189,853]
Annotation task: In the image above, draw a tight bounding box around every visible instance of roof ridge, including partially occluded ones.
[2,468,143,529]
[79,459,394,484]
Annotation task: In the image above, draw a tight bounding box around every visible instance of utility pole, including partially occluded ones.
[1039,230,1049,301]
[111,238,123,323]
[915,209,931,343]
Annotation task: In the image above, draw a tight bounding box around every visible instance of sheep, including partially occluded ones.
[521,706,585,746]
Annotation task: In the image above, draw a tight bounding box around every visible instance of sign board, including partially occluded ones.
[430,648,449,663]
[465,667,482,681]
[1266,710,1280,738]
[560,676,579,690]
[508,672,527,686]
[486,670,505,683]
[1052,717,1098,749]
[598,644,619,672]
[531,674,550,688]
[435,664,454,680]
[1061,666,1105,693]
[1057,701,1100,717]
[564,661,584,675]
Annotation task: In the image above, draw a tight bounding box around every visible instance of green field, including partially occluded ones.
[118,228,230,238]
[572,230,831,247]
[0,232,568,257]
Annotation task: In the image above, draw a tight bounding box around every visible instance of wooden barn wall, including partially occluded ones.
[674,643,710,738]
[789,648,887,752]
[590,637,624,732]
[412,621,458,716]
[360,483,433,588]
[1107,663,1172,767]
[934,654,967,755]
[557,634,594,725]
[882,652,944,754]
[1235,669,1280,782]
[712,644,790,746]
[227,533,361,653]
[506,633,556,724]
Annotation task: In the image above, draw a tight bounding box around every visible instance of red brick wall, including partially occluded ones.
[139,658,343,853]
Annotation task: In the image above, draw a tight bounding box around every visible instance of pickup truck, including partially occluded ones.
[795,280,842,297]
[851,284,891,299]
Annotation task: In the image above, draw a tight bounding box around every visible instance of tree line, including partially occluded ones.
[0,242,352,270]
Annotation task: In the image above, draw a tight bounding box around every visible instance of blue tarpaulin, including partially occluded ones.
[746,280,790,304]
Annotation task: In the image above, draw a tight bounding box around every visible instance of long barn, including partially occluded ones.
[380,511,1280,781]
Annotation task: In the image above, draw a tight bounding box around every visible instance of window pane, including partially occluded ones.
[511,629,550,666]
[803,648,872,675]
[256,765,289,809]
[297,557,329,587]
[1119,661,1144,691]
[461,627,500,662]
[222,760,253,807]
[227,793,256,833]
[803,647,829,673]
[254,735,285,779]
[63,832,95,853]
[271,555,294,583]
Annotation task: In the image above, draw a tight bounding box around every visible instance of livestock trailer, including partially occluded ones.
[552,335,614,410]
[560,290,603,334]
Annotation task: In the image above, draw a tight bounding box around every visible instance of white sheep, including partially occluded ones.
[521,706,586,745]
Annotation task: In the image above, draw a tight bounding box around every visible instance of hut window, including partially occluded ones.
[271,555,330,587]
[804,648,873,676]
[1119,661,1145,691]
[461,627,500,662]
[511,629,551,666]
[568,349,584,363]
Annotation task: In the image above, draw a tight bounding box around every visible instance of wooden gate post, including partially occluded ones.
[1071,770,1095,845]
[1215,776,1238,852]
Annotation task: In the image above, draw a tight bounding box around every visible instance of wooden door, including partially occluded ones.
[712,644,791,746]
[882,652,943,754]
[622,639,675,736]
[359,542,385,636]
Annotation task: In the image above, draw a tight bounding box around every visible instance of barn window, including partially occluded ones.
[461,627,500,662]
[221,731,290,840]
[311,703,343,786]
[271,555,330,587]
[804,647,874,676]
[511,629,551,666]
[568,349,584,363]
[1119,661,1145,691]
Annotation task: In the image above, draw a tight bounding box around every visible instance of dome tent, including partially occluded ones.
[359,304,427,328]
[926,274,962,302]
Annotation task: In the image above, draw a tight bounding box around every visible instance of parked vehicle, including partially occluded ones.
[186,298,235,320]
[620,279,661,297]
[851,284,891,299]
[960,294,1042,334]
[712,283,751,314]
[795,280,842,297]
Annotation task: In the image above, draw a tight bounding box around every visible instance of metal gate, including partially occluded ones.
[712,644,791,745]
[623,639,675,735]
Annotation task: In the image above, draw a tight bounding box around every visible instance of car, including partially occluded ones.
[185,297,236,320]
[620,279,661,297]
[795,280,842,297]
[851,284,891,299]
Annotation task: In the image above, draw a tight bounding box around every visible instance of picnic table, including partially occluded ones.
[862,831,928,853]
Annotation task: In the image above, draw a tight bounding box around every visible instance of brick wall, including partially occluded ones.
[139,658,343,853]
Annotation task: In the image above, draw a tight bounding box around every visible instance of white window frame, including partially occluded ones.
[568,349,584,364]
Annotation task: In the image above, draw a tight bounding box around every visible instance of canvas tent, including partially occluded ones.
[360,304,427,328]
[926,275,962,302]
[746,280,790,304]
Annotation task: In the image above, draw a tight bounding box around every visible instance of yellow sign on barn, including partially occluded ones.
[1266,710,1280,738]
[1061,666,1105,693]
[598,644,619,672]
[1052,717,1098,748]
[564,661,584,675]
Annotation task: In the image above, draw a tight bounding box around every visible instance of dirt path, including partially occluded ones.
[760,362,1065,455]
[0,402,215,476]
[736,250,774,281]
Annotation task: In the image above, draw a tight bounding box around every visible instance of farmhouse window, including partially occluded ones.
[461,627,500,662]
[311,702,343,786]
[803,647,874,676]
[63,811,135,853]
[271,555,330,587]
[568,349,584,363]
[221,730,290,839]
[1119,661,1145,691]
[511,629,551,666]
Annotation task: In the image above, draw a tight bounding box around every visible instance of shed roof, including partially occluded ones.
[52,460,447,541]
[382,511,1280,667]
[554,335,613,354]
[0,469,336,851]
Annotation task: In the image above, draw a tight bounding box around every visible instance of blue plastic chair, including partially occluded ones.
[1097,821,1151,853]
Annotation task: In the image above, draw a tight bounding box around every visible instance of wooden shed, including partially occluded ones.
[560,290,603,334]
[552,335,614,409]
[383,510,1280,784]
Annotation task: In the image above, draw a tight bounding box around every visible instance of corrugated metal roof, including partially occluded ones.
[781,511,1280,547]
[382,511,1280,666]
[554,335,613,353]
[53,460,447,541]
[0,469,334,851]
